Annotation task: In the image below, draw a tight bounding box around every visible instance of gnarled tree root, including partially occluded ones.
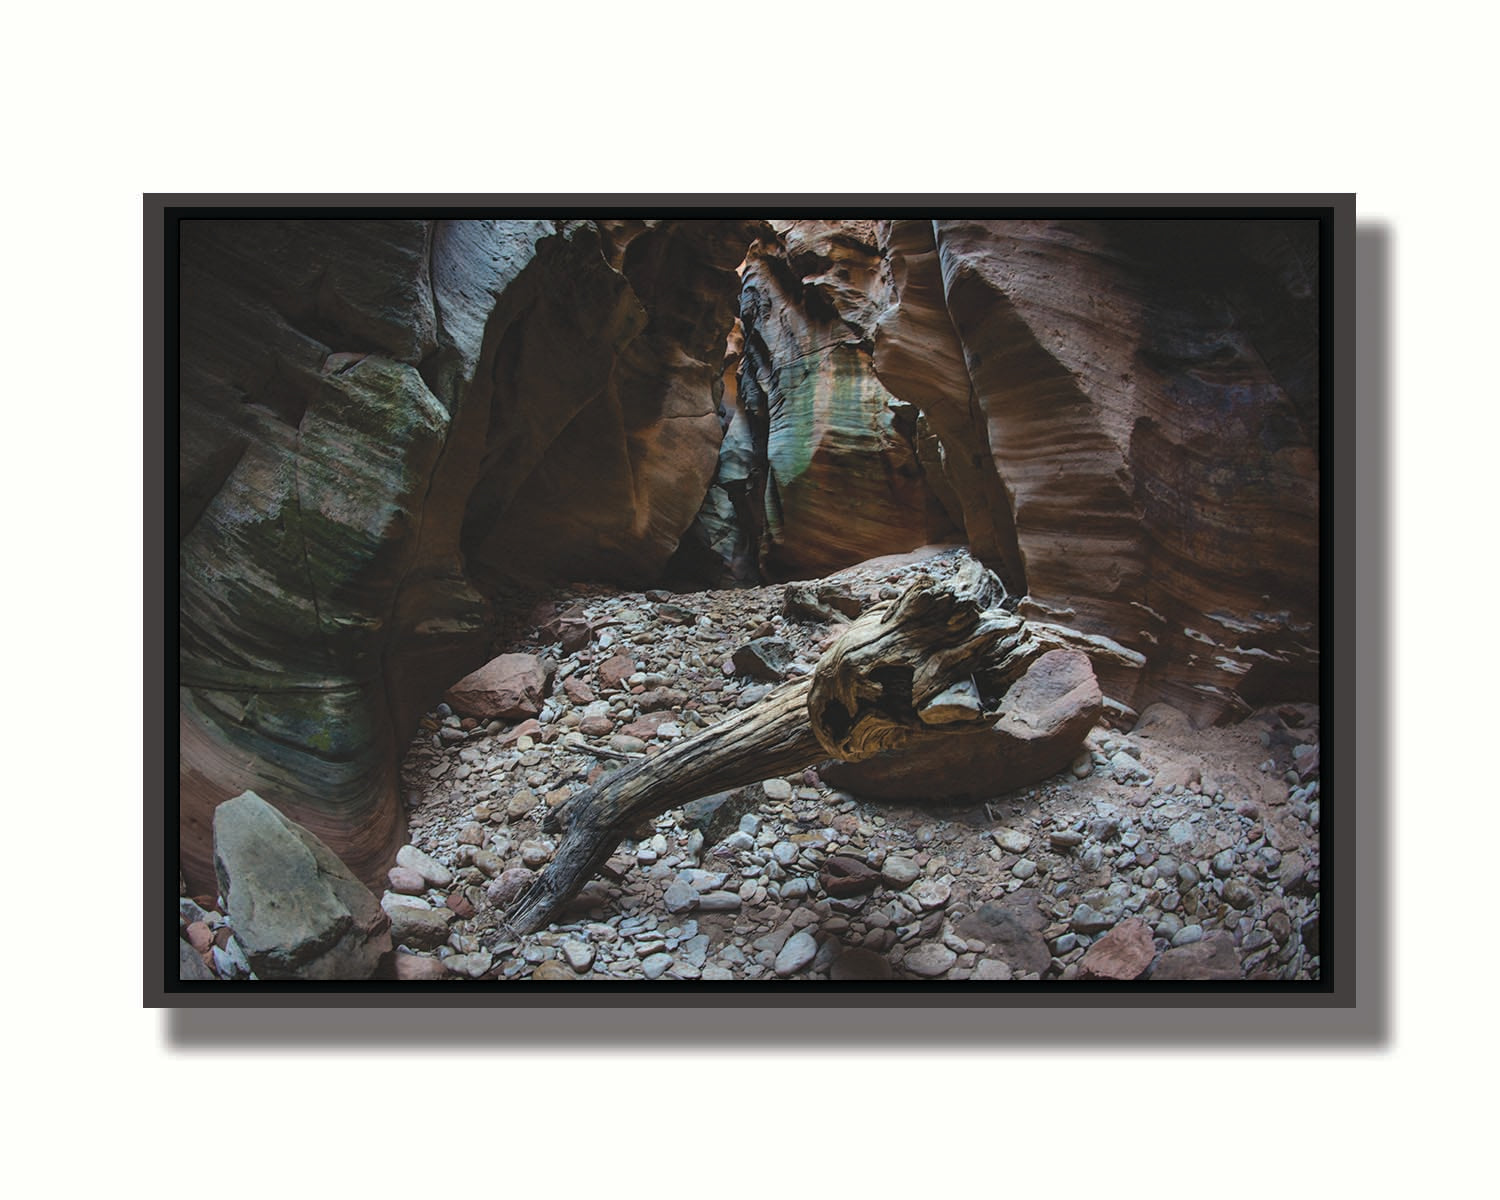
[504,555,1125,934]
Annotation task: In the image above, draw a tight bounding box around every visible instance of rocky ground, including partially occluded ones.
[181,548,1322,984]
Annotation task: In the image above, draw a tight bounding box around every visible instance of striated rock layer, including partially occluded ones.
[179,218,764,892]
[687,221,959,582]
[871,219,1319,724]
[179,214,1321,893]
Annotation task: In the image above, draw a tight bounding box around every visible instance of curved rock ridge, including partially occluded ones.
[869,219,1319,724]
[464,220,766,589]
[872,220,1027,593]
[179,218,765,892]
[687,222,960,582]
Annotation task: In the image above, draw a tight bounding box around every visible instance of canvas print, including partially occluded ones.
[174,211,1325,988]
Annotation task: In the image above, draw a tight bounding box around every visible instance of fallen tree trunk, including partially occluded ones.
[504,555,1117,934]
[504,678,821,934]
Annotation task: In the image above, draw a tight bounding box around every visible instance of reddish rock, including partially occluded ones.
[620,711,677,740]
[1156,762,1203,791]
[1077,917,1155,980]
[185,921,214,955]
[562,676,596,705]
[598,654,638,691]
[387,866,427,895]
[579,715,614,737]
[499,718,543,747]
[466,220,767,588]
[541,605,593,652]
[445,654,548,721]
[1150,931,1242,980]
[394,953,450,981]
[875,218,1319,724]
[1296,743,1321,780]
[784,581,864,623]
[636,687,689,712]
[819,855,881,898]
[725,222,960,580]
[529,601,559,636]
[444,893,476,919]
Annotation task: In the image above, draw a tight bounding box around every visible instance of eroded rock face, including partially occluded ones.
[665,319,762,587]
[179,214,1320,897]
[696,221,959,581]
[212,791,391,980]
[180,218,763,892]
[872,220,1027,593]
[464,220,765,588]
[872,219,1319,724]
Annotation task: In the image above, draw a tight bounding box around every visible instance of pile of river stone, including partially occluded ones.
[181,549,1323,983]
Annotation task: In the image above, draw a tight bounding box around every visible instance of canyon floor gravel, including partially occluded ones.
[183,548,1322,984]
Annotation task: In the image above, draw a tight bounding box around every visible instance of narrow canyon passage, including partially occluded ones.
[178,216,1322,984]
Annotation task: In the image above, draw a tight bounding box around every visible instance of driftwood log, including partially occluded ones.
[503,556,1133,934]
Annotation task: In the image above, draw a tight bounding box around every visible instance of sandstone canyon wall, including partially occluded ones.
[677,221,961,585]
[872,218,1319,723]
[177,214,1321,891]
[179,218,764,892]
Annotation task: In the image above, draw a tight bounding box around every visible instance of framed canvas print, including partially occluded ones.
[151,196,1355,1012]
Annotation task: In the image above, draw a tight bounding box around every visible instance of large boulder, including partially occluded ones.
[1077,917,1156,981]
[212,790,391,980]
[444,653,548,721]
[1149,930,1243,980]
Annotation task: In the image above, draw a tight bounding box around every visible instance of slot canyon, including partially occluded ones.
[177,215,1321,984]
